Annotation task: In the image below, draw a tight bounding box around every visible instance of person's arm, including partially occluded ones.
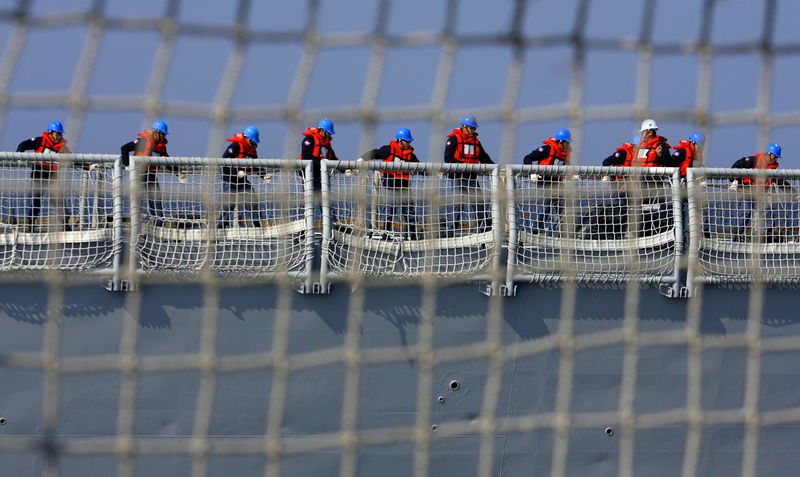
[668,148,686,167]
[523,145,550,165]
[120,140,138,167]
[444,137,457,163]
[16,137,41,153]
[300,136,316,160]
[655,142,672,165]
[731,156,756,169]
[408,151,420,163]
[602,150,626,166]
[478,146,494,165]
[221,142,241,178]
[222,142,240,159]
[361,145,391,161]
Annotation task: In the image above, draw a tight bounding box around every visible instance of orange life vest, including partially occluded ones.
[135,129,168,172]
[135,129,168,157]
[381,140,415,180]
[226,132,258,158]
[742,153,778,186]
[447,128,482,164]
[626,135,669,168]
[299,128,333,160]
[613,142,636,178]
[616,142,635,161]
[34,132,67,171]
[672,140,696,177]
[538,138,569,166]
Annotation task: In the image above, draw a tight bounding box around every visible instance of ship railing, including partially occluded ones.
[128,156,314,285]
[319,160,503,289]
[0,152,119,273]
[505,165,683,291]
[686,167,800,288]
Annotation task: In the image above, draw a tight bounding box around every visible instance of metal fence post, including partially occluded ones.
[107,155,126,290]
[505,165,517,292]
[684,168,698,296]
[127,157,141,286]
[671,169,685,297]
[318,161,331,292]
[303,162,316,292]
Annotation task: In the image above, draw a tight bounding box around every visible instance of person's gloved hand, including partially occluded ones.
[600,175,611,183]
[728,180,738,192]
[529,173,541,183]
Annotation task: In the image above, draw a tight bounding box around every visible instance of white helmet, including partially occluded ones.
[640,118,658,132]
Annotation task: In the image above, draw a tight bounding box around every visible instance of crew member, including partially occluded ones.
[121,120,172,224]
[625,119,671,168]
[300,117,338,191]
[671,132,705,178]
[360,128,420,239]
[729,143,789,190]
[523,128,572,167]
[443,115,494,236]
[521,128,573,234]
[219,126,262,228]
[602,135,641,167]
[16,121,72,230]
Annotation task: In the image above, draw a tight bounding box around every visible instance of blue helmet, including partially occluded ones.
[554,128,572,142]
[460,115,479,128]
[767,143,782,158]
[689,131,705,146]
[394,128,414,142]
[243,126,260,144]
[151,120,169,135]
[47,121,64,133]
[317,118,335,135]
[633,135,642,144]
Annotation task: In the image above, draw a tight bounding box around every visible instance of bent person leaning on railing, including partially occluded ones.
[359,128,421,240]
[121,120,179,227]
[16,121,73,232]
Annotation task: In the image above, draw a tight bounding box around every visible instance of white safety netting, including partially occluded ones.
[0,157,115,270]
[689,169,800,283]
[322,161,496,277]
[1,1,800,477]
[133,158,308,273]
[509,166,680,284]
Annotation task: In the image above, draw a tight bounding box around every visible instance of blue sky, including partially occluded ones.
[0,0,798,167]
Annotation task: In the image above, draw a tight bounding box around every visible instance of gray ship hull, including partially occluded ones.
[2,283,798,476]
